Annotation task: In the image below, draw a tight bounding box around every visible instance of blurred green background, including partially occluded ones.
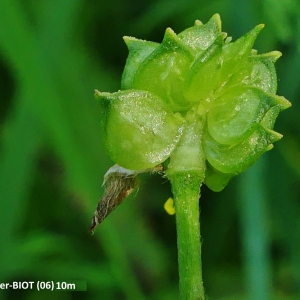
[0,0,299,299]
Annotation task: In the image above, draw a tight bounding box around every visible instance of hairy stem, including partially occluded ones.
[170,172,205,300]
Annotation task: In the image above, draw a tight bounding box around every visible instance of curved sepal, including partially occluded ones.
[246,51,282,93]
[183,35,224,107]
[207,87,289,145]
[121,37,159,89]
[203,125,282,174]
[95,89,185,170]
[224,51,282,94]
[132,28,194,111]
[204,163,234,192]
[220,24,264,82]
[178,13,222,55]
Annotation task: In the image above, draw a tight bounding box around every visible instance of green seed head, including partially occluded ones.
[96,14,291,191]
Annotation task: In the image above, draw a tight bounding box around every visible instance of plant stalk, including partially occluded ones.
[170,172,205,300]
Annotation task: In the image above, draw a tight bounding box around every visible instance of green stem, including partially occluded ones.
[165,113,206,299]
[170,172,205,300]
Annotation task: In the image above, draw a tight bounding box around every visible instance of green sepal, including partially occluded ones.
[132,28,194,112]
[121,37,159,89]
[183,35,224,107]
[178,13,222,55]
[95,89,185,170]
[246,51,281,93]
[224,51,282,94]
[204,163,234,192]
[203,125,282,174]
[207,87,288,145]
[219,24,264,83]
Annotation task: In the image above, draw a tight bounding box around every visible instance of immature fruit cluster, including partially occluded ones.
[96,14,291,191]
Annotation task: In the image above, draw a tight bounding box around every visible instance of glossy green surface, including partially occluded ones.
[99,14,290,191]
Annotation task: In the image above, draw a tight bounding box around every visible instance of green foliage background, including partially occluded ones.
[0,1,299,299]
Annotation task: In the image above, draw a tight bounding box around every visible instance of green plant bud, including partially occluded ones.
[95,89,185,170]
[95,14,291,190]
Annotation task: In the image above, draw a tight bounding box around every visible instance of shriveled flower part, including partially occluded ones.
[96,14,291,192]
